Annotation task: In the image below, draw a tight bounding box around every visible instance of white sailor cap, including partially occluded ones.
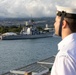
[56,5,76,19]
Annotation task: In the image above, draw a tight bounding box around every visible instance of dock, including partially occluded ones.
[2,56,55,75]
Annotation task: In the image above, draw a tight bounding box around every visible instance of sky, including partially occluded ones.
[0,0,76,18]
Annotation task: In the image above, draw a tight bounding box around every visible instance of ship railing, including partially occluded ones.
[10,70,25,75]
[9,62,53,75]
[7,56,55,75]
[10,69,49,75]
[37,62,53,65]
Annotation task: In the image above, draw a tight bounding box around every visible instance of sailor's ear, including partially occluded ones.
[62,20,67,28]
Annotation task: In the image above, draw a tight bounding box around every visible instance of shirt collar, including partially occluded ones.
[58,33,76,51]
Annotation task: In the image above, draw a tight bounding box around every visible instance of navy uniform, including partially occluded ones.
[51,5,76,75]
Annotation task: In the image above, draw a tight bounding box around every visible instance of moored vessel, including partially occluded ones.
[0,20,54,40]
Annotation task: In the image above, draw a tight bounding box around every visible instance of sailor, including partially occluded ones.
[51,5,76,75]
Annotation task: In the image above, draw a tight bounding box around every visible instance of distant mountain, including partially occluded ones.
[0,17,55,21]
[0,17,55,27]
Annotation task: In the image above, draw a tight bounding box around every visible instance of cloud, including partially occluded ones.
[0,0,76,18]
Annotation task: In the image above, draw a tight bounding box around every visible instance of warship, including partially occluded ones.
[0,20,54,40]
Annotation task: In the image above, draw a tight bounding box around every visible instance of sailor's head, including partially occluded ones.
[54,5,76,37]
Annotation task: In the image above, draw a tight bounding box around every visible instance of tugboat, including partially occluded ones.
[0,19,54,40]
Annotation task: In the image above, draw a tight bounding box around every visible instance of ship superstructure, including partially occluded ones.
[0,19,54,40]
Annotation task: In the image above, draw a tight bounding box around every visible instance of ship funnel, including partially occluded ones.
[46,24,48,28]
[26,21,28,26]
[27,28,32,34]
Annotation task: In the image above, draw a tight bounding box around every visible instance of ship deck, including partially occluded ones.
[2,56,55,75]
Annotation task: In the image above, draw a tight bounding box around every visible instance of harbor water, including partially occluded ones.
[0,37,61,74]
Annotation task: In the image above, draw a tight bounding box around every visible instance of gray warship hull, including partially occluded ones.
[0,32,53,40]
